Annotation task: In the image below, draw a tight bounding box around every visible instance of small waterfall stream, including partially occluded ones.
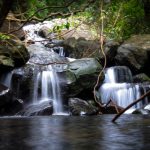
[32,65,63,114]
[100,66,150,112]
[0,21,69,116]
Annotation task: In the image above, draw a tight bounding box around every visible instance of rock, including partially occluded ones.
[11,64,35,103]
[115,34,150,75]
[68,98,99,116]
[18,100,53,116]
[0,39,30,70]
[102,40,120,66]
[65,58,104,97]
[132,109,150,114]
[0,83,13,107]
[38,26,51,38]
[0,83,23,115]
[0,13,25,40]
[10,57,103,103]
[62,37,100,58]
[133,73,150,83]
[28,45,68,65]
[2,98,24,115]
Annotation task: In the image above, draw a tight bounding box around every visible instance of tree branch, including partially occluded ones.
[6,0,97,35]
[112,90,150,122]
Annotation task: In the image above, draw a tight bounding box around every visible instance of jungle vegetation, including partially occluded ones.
[0,0,150,40]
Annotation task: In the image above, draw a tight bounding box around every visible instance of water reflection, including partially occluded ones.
[0,115,149,150]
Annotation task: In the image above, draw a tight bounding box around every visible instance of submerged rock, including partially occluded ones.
[68,98,99,116]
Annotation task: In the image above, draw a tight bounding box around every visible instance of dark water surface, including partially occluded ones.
[0,115,150,150]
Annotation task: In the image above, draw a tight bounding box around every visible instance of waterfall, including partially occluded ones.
[32,65,63,114]
[100,66,150,112]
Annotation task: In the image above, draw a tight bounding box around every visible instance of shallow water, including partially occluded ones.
[0,115,150,150]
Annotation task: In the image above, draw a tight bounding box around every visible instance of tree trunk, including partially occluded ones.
[0,0,15,28]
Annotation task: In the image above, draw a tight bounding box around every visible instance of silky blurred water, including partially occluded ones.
[0,115,150,150]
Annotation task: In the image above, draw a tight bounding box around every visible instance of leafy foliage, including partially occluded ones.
[12,0,149,40]
[0,33,10,40]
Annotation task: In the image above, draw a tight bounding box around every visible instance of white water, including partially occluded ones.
[100,66,150,111]
[32,65,63,114]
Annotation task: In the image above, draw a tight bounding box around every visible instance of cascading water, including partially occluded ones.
[0,20,69,116]
[32,65,63,114]
[22,21,69,115]
[100,66,150,112]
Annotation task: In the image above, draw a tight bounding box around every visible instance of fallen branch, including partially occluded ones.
[105,99,123,114]
[112,90,150,122]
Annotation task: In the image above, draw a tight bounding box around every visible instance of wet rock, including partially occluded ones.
[132,109,150,114]
[62,37,100,58]
[38,26,51,38]
[18,100,53,116]
[102,40,120,66]
[0,83,13,107]
[133,73,150,83]
[0,83,23,115]
[62,38,121,62]
[115,34,150,75]
[68,98,99,116]
[29,45,68,65]
[65,58,104,97]
[0,39,30,70]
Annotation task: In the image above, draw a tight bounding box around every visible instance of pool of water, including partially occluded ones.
[0,115,150,150]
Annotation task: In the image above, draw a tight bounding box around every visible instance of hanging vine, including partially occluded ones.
[93,0,107,113]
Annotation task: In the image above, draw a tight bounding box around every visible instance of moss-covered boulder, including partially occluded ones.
[65,58,104,97]
[0,39,29,71]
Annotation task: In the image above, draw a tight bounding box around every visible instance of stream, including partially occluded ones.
[0,115,150,150]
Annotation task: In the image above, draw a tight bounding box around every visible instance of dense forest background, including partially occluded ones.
[0,0,150,41]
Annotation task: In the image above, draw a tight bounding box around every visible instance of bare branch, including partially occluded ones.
[112,90,150,123]
[6,0,97,35]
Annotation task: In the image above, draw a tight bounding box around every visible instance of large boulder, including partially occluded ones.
[0,13,25,40]
[0,39,30,70]
[68,98,99,116]
[115,34,150,75]
[62,37,100,58]
[9,47,68,104]
[10,57,103,104]
[64,58,104,97]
